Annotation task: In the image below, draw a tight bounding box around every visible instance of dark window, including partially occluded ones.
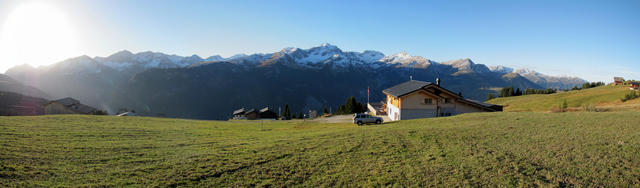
[424,98,433,104]
[444,98,451,103]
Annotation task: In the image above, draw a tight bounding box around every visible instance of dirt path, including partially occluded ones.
[311,114,391,124]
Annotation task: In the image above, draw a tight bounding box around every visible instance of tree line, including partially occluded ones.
[280,96,366,120]
[487,82,606,100]
[487,86,557,100]
[571,82,606,91]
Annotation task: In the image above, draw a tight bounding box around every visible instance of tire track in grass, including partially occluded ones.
[226,131,368,186]
[169,132,346,186]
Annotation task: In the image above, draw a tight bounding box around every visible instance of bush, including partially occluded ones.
[551,99,568,113]
[336,96,366,115]
[92,110,109,115]
[487,93,496,100]
[622,91,639,102]
[549,106,563,113]
[582,103,596,112]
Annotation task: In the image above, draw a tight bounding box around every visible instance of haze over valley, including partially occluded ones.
[4,44,586,119]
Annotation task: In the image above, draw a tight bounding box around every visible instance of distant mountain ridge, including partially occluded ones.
[0,73,50,99]
[5,43,587,119]
[7,43,586,88]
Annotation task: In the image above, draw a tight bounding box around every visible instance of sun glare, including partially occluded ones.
[0,2,78,72]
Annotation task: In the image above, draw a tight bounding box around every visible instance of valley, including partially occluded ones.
[2,44,586,119]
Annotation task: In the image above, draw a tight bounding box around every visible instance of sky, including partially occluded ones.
[0,0,638,82]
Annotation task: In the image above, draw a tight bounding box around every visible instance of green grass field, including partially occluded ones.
[487,85,640,112]
[2,112,640,186]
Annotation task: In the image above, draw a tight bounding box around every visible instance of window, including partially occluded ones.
[424,98,433,104]
[444,98,451,104]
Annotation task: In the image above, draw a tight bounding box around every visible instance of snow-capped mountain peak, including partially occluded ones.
[514,68,537,75]
[229,53,249,59]
[489,65,514,74]
[205,55,224,62]
[442,58,490,73]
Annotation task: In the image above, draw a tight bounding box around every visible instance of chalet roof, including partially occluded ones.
[69,103,98,114]
[53,97,80,106]
[117,112,137,116]
[233,108,246,115]
[614,77,625,82]
[245,109,258,114]
[382,80,433,97]
[47,97,98,114]
[259,107,272,113]
[458,99,503,111]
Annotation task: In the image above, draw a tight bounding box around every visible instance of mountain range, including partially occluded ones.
[4,43,587,119]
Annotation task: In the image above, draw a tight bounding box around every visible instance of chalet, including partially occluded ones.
[44,97,98,115]
[233,108,246,119]
[233,107,279,120]
[630,82,639,91]
[614,77,625,85]
[259,107,278,119]
[244,109,260,120]
[383,79,502,121]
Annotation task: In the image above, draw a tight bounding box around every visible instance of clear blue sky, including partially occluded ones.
[0,0,638,82]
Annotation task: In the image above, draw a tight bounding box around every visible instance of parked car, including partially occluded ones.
[353,113,383,125]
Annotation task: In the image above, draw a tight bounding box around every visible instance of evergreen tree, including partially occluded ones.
[323,107,328,114]
[337,96,366,114]
[345,96,356,113]
[283,104,291,120]
[337,105,346,114]
[582,83,592,89]
[297,112,304,119]
[487,93,496,100]
[515,88,522,96]
[500,87,511,97]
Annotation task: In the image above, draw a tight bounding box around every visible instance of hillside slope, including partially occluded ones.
[2,113,640,186]
[0,91,48,115]
[0,73,50,99]
[487,85,638,112]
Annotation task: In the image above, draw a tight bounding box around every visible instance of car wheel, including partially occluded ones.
[357,121,363,126]
[376,120,381,124]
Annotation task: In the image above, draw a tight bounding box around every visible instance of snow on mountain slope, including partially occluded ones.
[378,52,436,68]
[489,65,514,74]
[442,58,491,74]
[5,43,586,90]
[488,66,588,89]
[205,55,225,62]
[93,50,211,71]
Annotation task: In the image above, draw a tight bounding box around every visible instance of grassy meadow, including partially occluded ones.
[2,112,640,186]
[487,85,640,112]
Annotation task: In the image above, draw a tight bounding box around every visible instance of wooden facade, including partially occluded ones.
[383,80,502,121]
[44,103,79,114]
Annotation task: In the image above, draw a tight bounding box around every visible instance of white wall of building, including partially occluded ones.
[387,101,401,121]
